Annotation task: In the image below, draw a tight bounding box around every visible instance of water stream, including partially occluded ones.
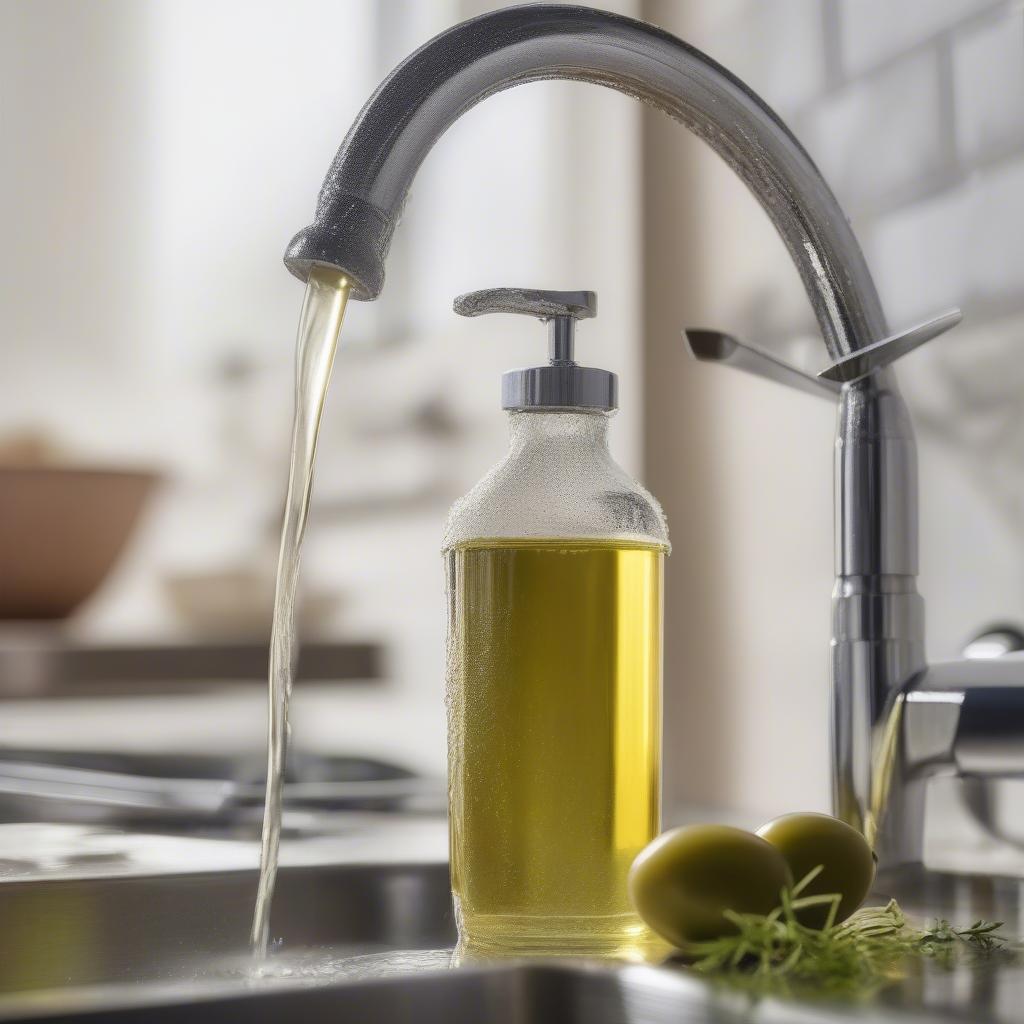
[251,266,351,956]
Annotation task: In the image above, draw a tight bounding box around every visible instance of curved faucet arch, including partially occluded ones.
[285,4,886,360]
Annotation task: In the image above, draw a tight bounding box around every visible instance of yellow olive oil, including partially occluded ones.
[445,538,663,954]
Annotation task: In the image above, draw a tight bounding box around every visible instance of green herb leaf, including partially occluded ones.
[681,868,1014,999]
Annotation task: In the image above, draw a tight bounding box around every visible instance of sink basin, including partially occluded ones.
[0,860,454,1004]
[0,836,1022,1023]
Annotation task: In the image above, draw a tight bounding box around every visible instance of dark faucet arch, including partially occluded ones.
[284,3,886,360]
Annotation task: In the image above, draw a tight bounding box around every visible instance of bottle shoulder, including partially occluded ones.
[443,444,669,551]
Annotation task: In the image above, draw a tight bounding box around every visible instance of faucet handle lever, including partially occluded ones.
[817,308,962,385]
[684,329,840,400]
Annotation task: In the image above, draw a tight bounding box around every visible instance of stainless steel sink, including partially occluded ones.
[0,852,1022,1024]
[0,861,454,1001]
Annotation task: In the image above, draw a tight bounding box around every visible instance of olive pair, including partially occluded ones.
[628,813,876,948]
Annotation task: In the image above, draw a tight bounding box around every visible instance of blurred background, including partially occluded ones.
[2,0,1022,825]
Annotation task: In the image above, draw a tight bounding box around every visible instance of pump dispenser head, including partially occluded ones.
[454,288,617,412]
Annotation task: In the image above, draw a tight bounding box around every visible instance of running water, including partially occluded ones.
[251,266,351,956]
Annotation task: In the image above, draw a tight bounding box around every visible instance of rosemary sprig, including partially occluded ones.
[680,869,1011,999]
[918,917,1008,965]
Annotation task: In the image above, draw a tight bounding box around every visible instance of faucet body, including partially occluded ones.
[287,5,1009,872]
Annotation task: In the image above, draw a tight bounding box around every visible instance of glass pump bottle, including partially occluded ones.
[443,288,669,956]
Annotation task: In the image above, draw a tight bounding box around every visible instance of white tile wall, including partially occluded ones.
[871,150,1024,321]
[968,153,1024,302]
[692,0,1019,332]
[869,185,970,323]
[953,8,1024,160]
[802,48,946,208]
[839,0,999,73]
[696,0,826,115]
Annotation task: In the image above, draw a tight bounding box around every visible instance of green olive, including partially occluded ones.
[628,824,792,947]
[756,812,875,928]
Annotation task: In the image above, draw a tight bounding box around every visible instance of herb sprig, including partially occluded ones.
[680,867,1011,998]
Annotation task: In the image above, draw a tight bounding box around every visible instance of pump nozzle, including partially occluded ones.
[454,287,614,412]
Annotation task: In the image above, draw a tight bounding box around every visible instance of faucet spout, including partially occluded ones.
[285,4,886,359]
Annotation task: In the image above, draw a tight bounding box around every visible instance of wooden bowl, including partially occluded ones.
[0,467,158,619]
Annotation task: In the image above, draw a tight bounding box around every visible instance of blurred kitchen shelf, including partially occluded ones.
[0,631,382,698]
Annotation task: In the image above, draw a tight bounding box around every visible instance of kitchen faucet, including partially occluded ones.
[285,4,1022,874]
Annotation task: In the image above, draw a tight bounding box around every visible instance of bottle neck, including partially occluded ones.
[507,409,613,454]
